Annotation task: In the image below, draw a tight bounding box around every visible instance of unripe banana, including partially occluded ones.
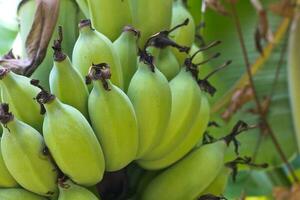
[288,11,300,150]
[58,179,100,200]
[0,68,43,132]
[49,33,89,118]
[199,167,231,197]
[113,26,139,91]
[170,1,195,64]
[87,64,138,171]
[149,47,180,81]
[141,141,226,200]
[0,103,58,197]
[0,140,18,188]
[32,81,105,186]
[87,0,132,41]
[189,43,204,67]
[72,20,123,89]
[140,66,202,161]
[131,0,173,46]
[0,188,48,200]
[18,0,79,89]
[138,95,209,170]
[127,52,172,158]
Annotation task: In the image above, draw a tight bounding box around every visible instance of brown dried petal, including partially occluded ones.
[0,0,59,76]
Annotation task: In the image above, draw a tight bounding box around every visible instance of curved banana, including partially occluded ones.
[0,103,58,197]
[0,68,43,132]
[0,188,48,200]
[72,19,123,89]
[58,179,100,200]
[18,0,79,89]
[199,166,231,197]
[170,1,195,65]
[141,141,226,200]
[87,0,132,41]
[149,47,180,81]
[138,95,209,170]
[32,81,105,186]
[140,66,202,161]
[87,63,138,171]
[0,140,18,188]
[113,26,139,91]
[127,52,171,158]
[131,0,173,46]
[49,33,89,118]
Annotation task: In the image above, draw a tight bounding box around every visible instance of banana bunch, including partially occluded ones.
[0,0,259,199]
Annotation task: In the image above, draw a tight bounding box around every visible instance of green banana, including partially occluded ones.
[87,63,138,171]
[140,65,202,161]
[141,141,226,200]
[0,188,48,200]
[113,26,139,91]
[127,51,171,158]
[32,80,105,186]
[197,156,268,198]
[149,47,180,81]
[199,167,231,197]
[58,179,100,200]
[288,10,300,150]
[18,0,79,89]
[170,1,195,65]
[0,140,18,188]
[0,103,58,197]
[0,68,43,132]
[72,19,123,89]
[138,95,209,170]
[131,0,173,46]
[87,0,132,41]
[49,31,89,118]
[189,44,204,67]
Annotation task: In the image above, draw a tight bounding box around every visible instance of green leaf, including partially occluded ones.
[200,0,297,167]
[0,24,17,55]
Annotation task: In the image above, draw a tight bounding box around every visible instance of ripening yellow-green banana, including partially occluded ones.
[148,47,180,81]
[33,84,105,186]
[131,0,173,46]
[87,64,138,171]
[198,166,231,197]
[72,19,123,89]
[49,37,89,119]
[18,0,79,89]
[170,1,195,65]
[140,66,202,161]
[0,188,48,200]
[58,179,100,200]
[288,10,300,151]
[127,53,171,158]
[0,140,18,188]
[0,68,43,132]
[141,141,226,200]
[113,26,139,91]
[0,103,58,197]
[87,0,132,41]
[138,95,209,170]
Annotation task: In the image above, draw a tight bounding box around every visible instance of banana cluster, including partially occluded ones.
[0,0,236,200]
